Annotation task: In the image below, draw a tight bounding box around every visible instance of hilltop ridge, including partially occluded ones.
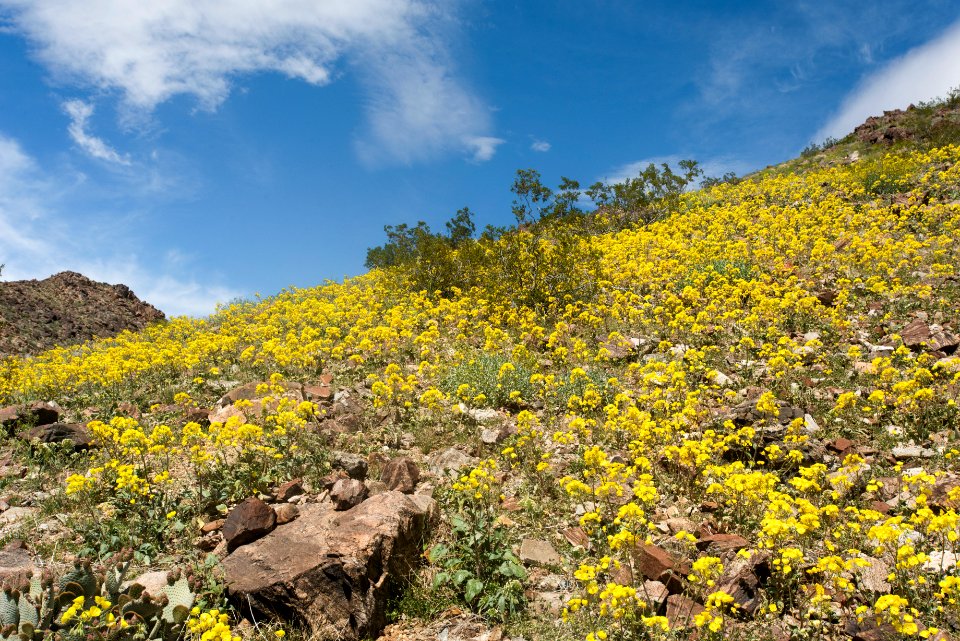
[0,271,164,357]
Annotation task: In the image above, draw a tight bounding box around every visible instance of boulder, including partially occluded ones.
[331,451,368,480]
[380,458,420,494]
[224,491,435,641]
[274,478,304,502]
[0,544,34,584]
[223,497,277,552]
[125,570,170,596]
[22,422,92,450]
[427,448,478,477]
[715,550,770,615]
[519,539,561,566]
[331,479,368,511]
[0,401,60,434]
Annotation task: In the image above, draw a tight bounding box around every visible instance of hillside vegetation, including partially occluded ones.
[0,103,959,641]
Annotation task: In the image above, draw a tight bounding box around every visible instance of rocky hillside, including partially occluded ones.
[0,271,164,357]
[0,104,959,641]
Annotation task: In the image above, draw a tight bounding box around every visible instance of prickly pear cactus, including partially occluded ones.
[0,552,197,641]
[161,576,194,625]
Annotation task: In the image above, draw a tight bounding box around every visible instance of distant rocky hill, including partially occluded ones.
[0,271,164,357]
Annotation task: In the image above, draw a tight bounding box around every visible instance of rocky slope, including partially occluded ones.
[0,271,164,356]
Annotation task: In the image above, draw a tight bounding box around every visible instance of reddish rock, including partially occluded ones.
[0,544,34,584]
[700,501,720,512]
[870,500,892,515]
[665,594,704,629]
[319,470,349,491]
[633,543,689,593]
[695,533,749,553]
[275,478,304,502]
[331,479,368,511]
[562,527,590,549]
[224,492,435,641]
[304,384,333,404]
[827,438,855,454]
[0,401,60,433]
[380,458,420,494]
[223,497,277,552]
[201,519,225,533]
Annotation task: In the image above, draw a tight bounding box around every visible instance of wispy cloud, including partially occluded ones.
[62,99,131,165]
[815,19,960,141]
[531,139,551,152]
[463,136,505,163]
[1,0,499,164]
[0,131,237,316]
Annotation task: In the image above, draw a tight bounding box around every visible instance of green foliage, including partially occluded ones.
[701,172,741,188]
[586,159,702,227]
[442,353,535,410]
[801,137,841,157]
[429,490,526,622]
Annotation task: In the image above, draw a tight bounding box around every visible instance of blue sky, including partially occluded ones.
[2,1,960,316]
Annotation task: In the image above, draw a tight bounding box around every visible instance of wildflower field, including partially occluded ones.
[1,139,959,641]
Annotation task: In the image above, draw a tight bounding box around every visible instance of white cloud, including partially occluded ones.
[815,19,960,141]
[0,132,237,316]
[1,0,498,163]
[62,99,131,165]
[462,136,505,163]
[531,139,551,152]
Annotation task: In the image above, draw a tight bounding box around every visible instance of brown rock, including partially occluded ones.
[319,470,349,491]
[562,527,589,549]
[870,500,892,515]
[274,503,300,525]
[223,497,277,552]
[224,492,435,641]
[0,401,60,433]
[0,544,34,584]
[816,289,838,307]
[22,422,93,450]
[634,544,678,580]
[0,271,164,357]
[275,478,304,502]
[715,550,770,615]
[519,539,561,566]
[303,384,333,404]
[827,437,854,454]
[901,319,931,349]
[380,458,420,494]
[695,533,749,553]
[331,479,368,511]
[665,594,704,629]
[332,451,368,480]
[700,500,720,512]
[201,519,225,533]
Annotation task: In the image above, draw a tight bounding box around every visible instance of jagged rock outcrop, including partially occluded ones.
[0,271,164,356]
